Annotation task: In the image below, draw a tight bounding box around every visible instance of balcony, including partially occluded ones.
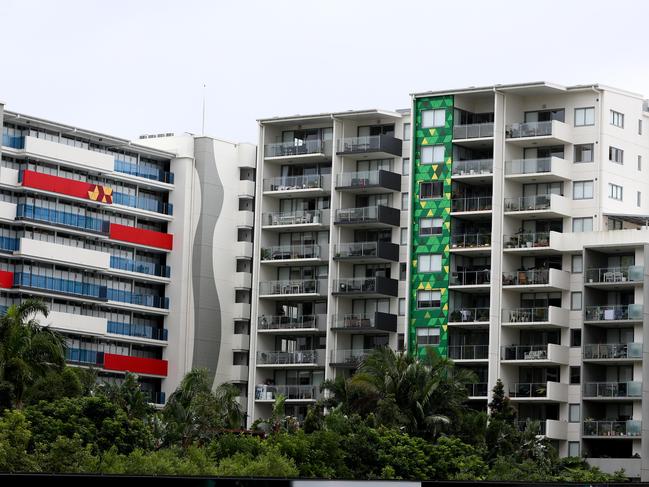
[254,384,321,402]
[334,205,400,228]
[332,276,398,297]
[505,120,572,146]
[257,314,326,334]
[450,197,492,216]
[258,279,327,299]
[107,321,168,341]
[106,289,169,310]
[453,123,494,140]
[333,241,398,263]
[516,419,568,440]
[504,194,570,219]
[256,350,324,368]
[450,234,491,255]
[583,381,642,400]
[335,170,401,193]
[449,270,491,289]
[264,140,332,163]
[109,256,171,279]
[448,307,490,327]
[582,343,642,362]
[2,133,25,149]
[451,159,493,180]
[584,304,643,323]
[261,209,329,230]
[504,157,570,182]
[448,344,488,362]
[17,203,110,234]
[500,343,569,365]
[584,266,644,288]
[14,272,108,301]
[66,348,104,366]
[260,244,324,265]
[330,348,374,368]
[262,175,331,196]
[330,312,397,333]
[115,159,174,185]
[503,231,562,254]
[501,306,569,329]
[113,192,173,216]
[336,135,402,158]
[502,268,570,292]
[582,420,641,439]
[509,381,567,402]
[467,382,488,398]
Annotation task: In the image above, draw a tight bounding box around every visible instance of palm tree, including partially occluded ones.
[0,299,66,409]
[98,371,152,420]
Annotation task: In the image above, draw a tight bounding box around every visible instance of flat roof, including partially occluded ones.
[257,108,403,124]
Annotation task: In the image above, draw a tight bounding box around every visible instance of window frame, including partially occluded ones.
[573,180,594,200]
[609,146,624,164]
[571,291,582,311]
[416,290,441,309]
[610,110,624,128]
[608,183,623,201]
[574,107,595,127]
[419,181,444,200]
[421,109,445,129]
[418,253,442,273]
[421,145,445,165]
[572,217,593,233]
[574,143,594,163]
[419,217,443,236]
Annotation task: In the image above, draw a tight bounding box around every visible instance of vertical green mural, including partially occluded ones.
[409,95,453,357]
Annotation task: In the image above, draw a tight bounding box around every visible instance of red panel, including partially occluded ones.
[21,170,113,204]
[109,223,173,250]
[103,353,168,376]
[0,270,13,289]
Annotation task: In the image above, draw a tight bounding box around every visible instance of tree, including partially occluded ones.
[25,368,82,405]
[0,299,66,409]
[96,372,152,420]
[488,379,516,422]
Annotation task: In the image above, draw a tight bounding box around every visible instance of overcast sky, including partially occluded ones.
[1,0,648,144]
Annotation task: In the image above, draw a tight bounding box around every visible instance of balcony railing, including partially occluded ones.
[504,195,553,212]
[502,307,549,323]
[143,390,166,405]
[264,140,329,158]
[256,350,321,365]
[15,272,107,300]
[336,135,402,157]
[451,197,492,213]
[506,121,553,138]
[503,232,550,249]
[263,175,328,192]
[335,170,400,191]
[332,276,398,296]
[453,123,494,139]
[448,344,488,360]
[109,256,171,278]
[113,192,173,216]
[2,134,24,149]
[115,159,174,184]
[450,270,491,286]
[502,269,549,286]
[448,307,490,323]
[330,348,374,367]
[334,205,399,226]
[452,159,493,176]
[107,321,168,341]
[0,236,19,252]
[66,348,104,366]
[450,233,491,249]
[255,384,321,401]
[584,304,643,322]
[333,241,398,261]
[106,289,169,309]
[257,314,321,331]
[261,244,321,261]
[505,158,556,175]
[262,210,326,227]
[582,343,642,360]
[509,382,550,398]
[516,420,547,436]
[584,266,644,284]
[583,420,641,437]
[259,279,324,296]
[17,203,110,234]
[467,383,488,397]
[330,312,397,332]
[583,382,642,398]
[501,344,551,361]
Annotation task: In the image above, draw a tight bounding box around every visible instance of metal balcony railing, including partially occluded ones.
[451,197,492,212]
[450,270,491,286]
[503,232,550,249]
[502,269,549,286]
[448,307,490,323]
[263,174,328,192]
[584,304,643,322]
[261,244,321,261]
[584,266,644,284]
[257,314,321,331]
[448,344,488,360]
[452,159,493,176]
[583,382,642,398]
[583,420,641,437]
[502,307,549,323]
[582,343,642,360]
[453,123,494,139]
[451,233,491,248]
[259,279,324,296]
[506,121,553,138]
[501,344,550,361]
[256,350,321,365]
[255,384,321,401]
[504,195,553,212]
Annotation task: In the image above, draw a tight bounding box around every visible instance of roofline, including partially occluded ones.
[257,108,402,124]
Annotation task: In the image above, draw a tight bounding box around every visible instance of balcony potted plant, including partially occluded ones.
[261,248,271,260]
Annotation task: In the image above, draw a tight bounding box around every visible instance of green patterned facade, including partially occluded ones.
[409,95,453,357]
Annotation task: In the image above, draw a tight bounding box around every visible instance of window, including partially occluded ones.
[572,217,593,232]
[421,145,445,164]
[417,290,441,309]
[639,155,642,171]
[403,123,411,141]
[399,263,407,281]
[570,329,582,347]
[573,180,594,200]
[419,254,442,273]
[422,109,445,128]
[400,228,408,245]
[638,191,642,208]
[568,442,580,458]
[574,144,594,163]
[402,158,410,176]
[570,367,581,385]
[416,327,440,345]
[608,183,623,201]
[420,181,443,199]
[419,217,443,236]
[571,292,582,311]
[639,119,643,135]
[609,146,624,164]
[571,255,583,273]
[610,110,624,128]
[398,298,406,316]
[574,107,595,126]
[398,333,405,351]
[401,192,409,210]
[569,403,580,422]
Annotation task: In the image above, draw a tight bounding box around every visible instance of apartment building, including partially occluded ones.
[409,82,649,479]
[249,110,411,422]
[0,105,256,409]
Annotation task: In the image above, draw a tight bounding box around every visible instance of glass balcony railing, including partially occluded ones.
[334,170,400,191]
[516,420,547,435]
[330,312,396,332]
[448,307,490,323]
[502,307,550,323]
[262,210,325,226]
[333,276,397,296]
[65,348,104,365]
[263,175,328,192]
[504,195,553,212]
[583,381,642,398]
[2,134,24,149]
[501,344,550,361]
[330,348,374,367]
[109,256,171,278]
[453,123,494,139]
[264,140,329,158]
[114,159,174,184]
[582,343,642,360]
[584,266,644,284]
[105,289,169,309]
[510,382,550,398]
[14,272,107,299]
[256,350,321,365]
[502,269,549,286]
[257,314,321,331]
[143,390,166,405]
[503,233,550,249]
[450,234,491,248]
[255,384,321,401]
[107,321,168,341]
[450,270,491,286]
[505,158,555,175]
[334,205,399,225]
[467,383,488,397]
[448,344,488,360]
[0,236,19,252]
[452,159,493,176]
[113,192,173,216]
[583,420,641,437]
[17,203,110,234]
[506,121,553,138]
[261,244,321,261]
[336,135,402,156]
[259,279,324,296]
[451,197,492,213]
[584,304,643,322]
[333,241,399,261]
